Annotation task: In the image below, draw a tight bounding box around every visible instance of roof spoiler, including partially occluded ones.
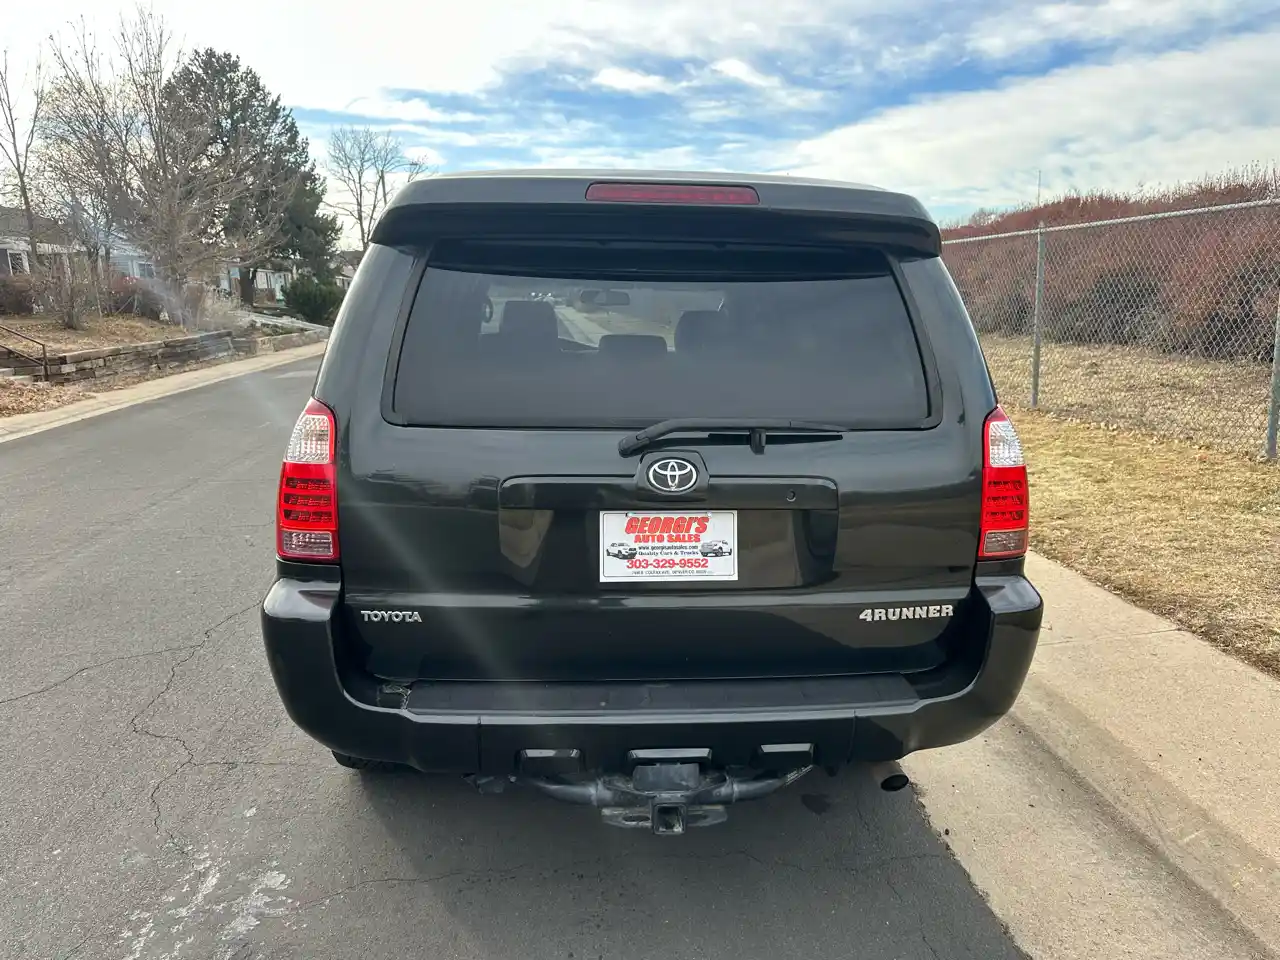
[370,172,943,258]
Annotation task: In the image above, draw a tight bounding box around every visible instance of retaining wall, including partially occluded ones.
[0,328,328,384]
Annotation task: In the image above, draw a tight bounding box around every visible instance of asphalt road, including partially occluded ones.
[0,357,1025,960]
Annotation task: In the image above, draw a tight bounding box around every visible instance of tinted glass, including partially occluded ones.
[392,241,930,428]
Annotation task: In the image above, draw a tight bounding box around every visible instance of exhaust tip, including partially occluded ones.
[867,761,911,793]
[880,772,910,792]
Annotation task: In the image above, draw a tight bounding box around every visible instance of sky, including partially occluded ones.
[6,0,1280,234]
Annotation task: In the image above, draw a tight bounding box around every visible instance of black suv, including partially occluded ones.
[261,171,1042,834]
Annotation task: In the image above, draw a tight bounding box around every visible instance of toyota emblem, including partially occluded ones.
[647,458,698,494]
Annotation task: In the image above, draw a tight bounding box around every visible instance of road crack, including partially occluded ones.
[54,935,91,960]
[129,602,260,844]
[886,872,943,960]
[0,644,202,707]
[191,758,327,770]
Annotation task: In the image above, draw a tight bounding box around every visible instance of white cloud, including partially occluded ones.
[694,59,828,112]
[966,0,1279,59]
[9,0,1273,120]
[525,135,786,176]
[683,100,748,123]
[5,0,1277,233]
[710,58,780,88]
[584,56,826,118]
[700,57,830,111]
[402,145,446,167]
[383,126,485,148]
[591,67,673,94]
[2,0,810,108]
[586,67,670,94]
[298,121,496,149]
[338,97,482,125]
[778,28,1280,211]
[527,144,712,170]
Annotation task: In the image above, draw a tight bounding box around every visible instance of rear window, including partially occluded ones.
[391,239,931,428]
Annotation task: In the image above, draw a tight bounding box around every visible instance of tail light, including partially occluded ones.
[277,397,338,562]
[979,405,1029,559]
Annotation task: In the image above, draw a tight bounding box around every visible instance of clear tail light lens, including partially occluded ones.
[979,405,1029,559]
[277,398,338,562]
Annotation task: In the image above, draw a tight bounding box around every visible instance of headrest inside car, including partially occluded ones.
[499,300,560,342]
[597,334,668,358]
[675,310,732,351]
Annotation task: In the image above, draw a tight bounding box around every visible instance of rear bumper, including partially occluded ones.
[260,574,1041,774]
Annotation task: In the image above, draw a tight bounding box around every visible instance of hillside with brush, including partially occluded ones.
[941,164,1280,361]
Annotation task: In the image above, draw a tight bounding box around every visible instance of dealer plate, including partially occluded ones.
[599,510,738,583]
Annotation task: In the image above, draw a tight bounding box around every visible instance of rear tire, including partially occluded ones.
[331,751,401,773]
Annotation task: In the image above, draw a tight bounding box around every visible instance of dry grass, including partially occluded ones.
[0,314,179,352]
[0,300,269,353]
[982,334,1272,457]
[984,333,1279,672]
[0,379,89,416]
[1018,409,1280,676]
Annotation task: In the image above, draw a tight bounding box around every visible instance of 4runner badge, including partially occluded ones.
[360,610,423,623]
[859,604,954,622]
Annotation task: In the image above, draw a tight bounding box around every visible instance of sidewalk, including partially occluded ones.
[0,340,327,445]
[908,553,1280,956]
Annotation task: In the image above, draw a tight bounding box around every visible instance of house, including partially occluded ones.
[333,250,363,290]
[4,206,308,309]
[210,261,301,302]
[107,238,157,280]
[0,206,76,278]
[106,236,296,301]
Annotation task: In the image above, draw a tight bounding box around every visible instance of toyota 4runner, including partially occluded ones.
[260,170,1042,834]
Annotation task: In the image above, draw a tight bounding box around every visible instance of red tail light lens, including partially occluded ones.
[585,182,760,205]
[277,397,338,562]
[979,405,1029,559]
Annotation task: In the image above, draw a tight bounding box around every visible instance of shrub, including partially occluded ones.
[283,276,344,326]
[943,236,1036,336]
[941,164,1280,362]
[106,275,167,320]
[0,275,36,315]
[1045,259,1164,346]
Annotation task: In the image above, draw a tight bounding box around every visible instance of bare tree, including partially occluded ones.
[37,24,129,302]
[325,126,427,250]
[0,49,49,280]
[0,49,90,330]
[46,8,299,327]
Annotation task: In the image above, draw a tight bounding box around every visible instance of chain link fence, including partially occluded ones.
[942,198,1280,459]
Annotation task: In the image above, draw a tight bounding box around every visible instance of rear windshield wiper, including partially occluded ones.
[618,418,847,456]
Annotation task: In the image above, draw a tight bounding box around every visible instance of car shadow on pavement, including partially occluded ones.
[342,764,1026,960]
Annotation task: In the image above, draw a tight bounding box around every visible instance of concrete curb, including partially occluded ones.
[1011,672,1280,951]
[908,553,1280,957]
[0,340,327,445]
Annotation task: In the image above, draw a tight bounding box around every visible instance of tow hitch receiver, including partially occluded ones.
[523,761,814,834]
[650,803,689,836]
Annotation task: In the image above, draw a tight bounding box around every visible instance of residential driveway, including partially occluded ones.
[0,357,1024,960]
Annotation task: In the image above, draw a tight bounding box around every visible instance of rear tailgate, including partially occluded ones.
[336,200,981,682]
